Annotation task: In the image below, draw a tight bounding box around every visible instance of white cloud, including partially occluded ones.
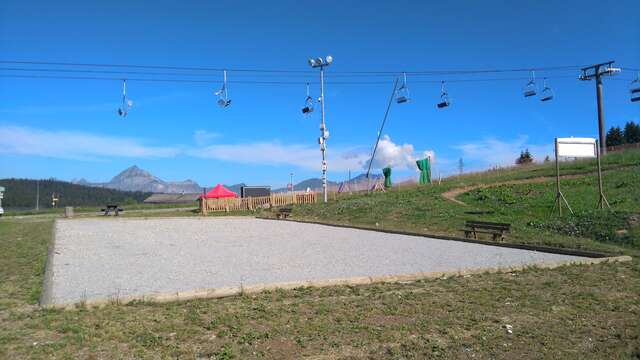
[0,125,434,174]
[190,142,369,171]
[362,135,435,171]
[0,125,180,160]
[193,130,221,146]
[453,136,552,168]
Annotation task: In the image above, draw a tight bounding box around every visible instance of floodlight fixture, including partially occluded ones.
[308,55,333,69]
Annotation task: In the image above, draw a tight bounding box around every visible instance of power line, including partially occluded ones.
[0,59,594,76]
[0,73,587,85]
[0,60,310,74]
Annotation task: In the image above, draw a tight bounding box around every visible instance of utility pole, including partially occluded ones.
[579,61,620,156]
[289,173,294,194]
[35,180,40,211]
[308,55,333,203]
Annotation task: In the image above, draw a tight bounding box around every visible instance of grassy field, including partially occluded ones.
[1,150,639,358]
[293,150,640,256]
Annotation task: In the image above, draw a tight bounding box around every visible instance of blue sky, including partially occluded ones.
[1,0,638,188]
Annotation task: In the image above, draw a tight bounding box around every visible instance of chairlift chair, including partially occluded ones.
[540,78,554,102]
[117,79,133,117]
[631,74,640,103]
[396,72,410,104]
[301,82,315,114]
[437,81,450,109]
[215,70,231,108]
[523,71,537,98]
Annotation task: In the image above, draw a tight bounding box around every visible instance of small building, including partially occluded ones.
[240,186,271,198]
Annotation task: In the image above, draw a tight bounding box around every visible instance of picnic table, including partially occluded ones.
[101,204,124,216]
[275,206,292,219]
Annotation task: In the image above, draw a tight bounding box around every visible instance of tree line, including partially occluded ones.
[606,121,640,147]
[0,178,151,210]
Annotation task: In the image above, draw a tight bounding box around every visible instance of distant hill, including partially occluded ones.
[72,165,202,193]
[273,178,338,193]
[272,173,384,193]
[0,178,151,210]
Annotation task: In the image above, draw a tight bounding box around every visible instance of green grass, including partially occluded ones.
[0,219,52,310]
[1,219,639,359]
[1,149,639,358]
[292,151,640,256]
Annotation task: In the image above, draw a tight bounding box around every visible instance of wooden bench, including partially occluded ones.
[275,207,292,219]
[101,204,124,216]
[462,220,510,242]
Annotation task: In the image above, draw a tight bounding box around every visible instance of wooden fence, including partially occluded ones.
[200,192,317,214]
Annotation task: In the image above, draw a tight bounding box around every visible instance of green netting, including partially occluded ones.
[382,167,392,188]
[416,158,431,185]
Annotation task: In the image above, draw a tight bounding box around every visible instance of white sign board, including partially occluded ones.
[556,138,597,158]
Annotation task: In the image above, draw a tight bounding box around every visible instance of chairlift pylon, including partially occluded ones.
[117,79,133,117]
[631,73,640,103]
[396,72,410,104]
[437,81,450,109]
[540,78,554,102]
[301,82,315,114]
[523,71,537,98]
[214,70,231,108]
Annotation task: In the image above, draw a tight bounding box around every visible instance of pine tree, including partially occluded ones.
[623,121,640,144]
[516,148,533,165]
[606,126,625,147]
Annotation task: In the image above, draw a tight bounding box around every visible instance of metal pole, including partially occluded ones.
[320,67,328,203]
[36,180,40,211]
[366,78,399,179]
[595,140,609,209]
[289,173,294,194]
[595,69,607,156]
[555,139,561,216]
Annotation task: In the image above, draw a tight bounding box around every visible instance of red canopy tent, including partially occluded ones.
[200,184,238,199]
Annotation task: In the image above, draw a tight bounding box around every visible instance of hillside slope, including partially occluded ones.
[292,149,640,255]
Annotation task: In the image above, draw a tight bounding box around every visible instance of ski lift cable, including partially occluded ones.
[0,73,620,85]
[0,66,595,80]
[0,59,597,75]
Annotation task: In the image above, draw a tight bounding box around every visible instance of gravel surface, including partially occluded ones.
[44,217,586,305]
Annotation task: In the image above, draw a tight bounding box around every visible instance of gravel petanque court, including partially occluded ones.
[43,217,586,306]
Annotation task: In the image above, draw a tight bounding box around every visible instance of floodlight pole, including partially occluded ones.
[309,56,332,203]
[320,67,328,203]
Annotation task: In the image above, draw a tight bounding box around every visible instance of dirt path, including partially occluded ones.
[441,174,586,206]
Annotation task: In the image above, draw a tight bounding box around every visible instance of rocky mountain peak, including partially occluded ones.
[111,165,155,182]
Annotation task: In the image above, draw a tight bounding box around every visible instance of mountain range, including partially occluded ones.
[73,166,203,194]
[73,165,388,194]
